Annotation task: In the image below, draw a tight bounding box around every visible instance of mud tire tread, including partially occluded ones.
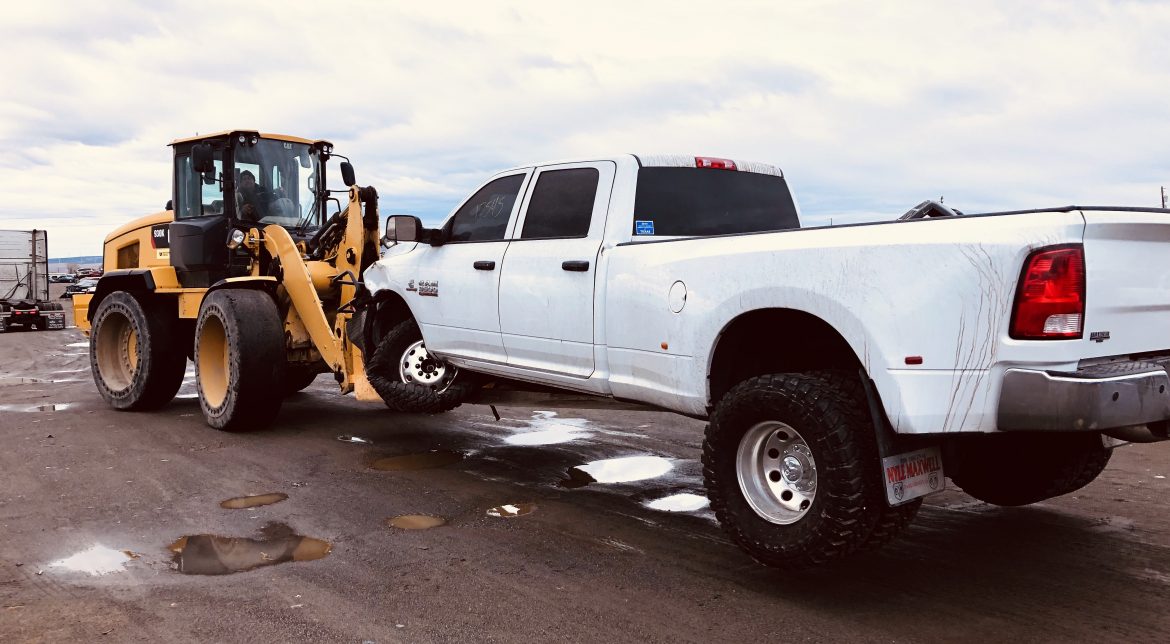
[702,372,889,570]
[366,319,476,414]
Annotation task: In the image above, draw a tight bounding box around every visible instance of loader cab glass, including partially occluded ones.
[169,135,327,288]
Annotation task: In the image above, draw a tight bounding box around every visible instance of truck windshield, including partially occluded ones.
[234,140,323,228]
[633,168,800,237]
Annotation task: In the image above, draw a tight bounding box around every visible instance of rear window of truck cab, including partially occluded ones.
[633,168,800,237]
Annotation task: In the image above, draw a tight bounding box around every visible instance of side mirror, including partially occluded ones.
[384,215,421,244]
[192,143,215,174]
[165,199,173,211]
[340,161,356,187]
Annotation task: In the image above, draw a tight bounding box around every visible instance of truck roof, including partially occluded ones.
[493,154,783,177]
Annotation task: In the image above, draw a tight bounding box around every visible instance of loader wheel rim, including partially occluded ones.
[398,339,455,392]
[95,311,137,391]
[736,421,817,525]
[198,315,229,409]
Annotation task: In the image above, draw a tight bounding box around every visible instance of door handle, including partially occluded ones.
[562,260,590,272]
[473,260,496,271]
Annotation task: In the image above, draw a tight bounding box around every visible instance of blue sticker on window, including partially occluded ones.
[635,220,655,236]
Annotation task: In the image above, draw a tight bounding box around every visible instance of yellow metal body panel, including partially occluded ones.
[170,131,330,147]
[177,292,205,319]
[73,294,94,335]
[263,225,345,371]
[103,211,173,271]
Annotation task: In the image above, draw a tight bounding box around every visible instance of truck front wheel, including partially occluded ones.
[194,290,285,431]
[90,292,187,410]
[703,373,888,569]
[948,433,1112,506]
[366,319,477,414]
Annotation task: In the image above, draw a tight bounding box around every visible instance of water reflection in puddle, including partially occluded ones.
[504,410,591,446]
[486,503,536,518]
[386,515,446,530]
[168,523,331,575]
[645,493,709,512]
[50,545,138,576]
[338,435,373,445]
[220,493,288,509]
[0,403,71,412]
[370,450,463,471]
[561,456,673,488]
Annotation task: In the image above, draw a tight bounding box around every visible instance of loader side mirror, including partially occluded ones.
[192,143,215,173]
[340,161,356,187]
[384,215,421,244]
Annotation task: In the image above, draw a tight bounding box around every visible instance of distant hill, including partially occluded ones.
[50,256,102,264]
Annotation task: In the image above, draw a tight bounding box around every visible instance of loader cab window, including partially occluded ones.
[233,139,321,227]
[175,148,226,220]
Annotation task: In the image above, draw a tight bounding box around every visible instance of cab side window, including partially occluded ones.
[449,174,526,242]
[520,168,599,239]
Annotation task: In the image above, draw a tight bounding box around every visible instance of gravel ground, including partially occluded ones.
[2,286,1169,642]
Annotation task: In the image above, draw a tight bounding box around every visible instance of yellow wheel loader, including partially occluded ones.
[75,130,388,430]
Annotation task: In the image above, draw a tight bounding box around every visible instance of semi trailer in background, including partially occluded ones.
[0,229,67,332]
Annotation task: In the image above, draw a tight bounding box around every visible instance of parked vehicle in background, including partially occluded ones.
[61,278,98,298]
[362,153,1170,570]
[0,229,67,332]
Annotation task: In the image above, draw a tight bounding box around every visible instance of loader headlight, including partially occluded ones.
[227,229,246,250]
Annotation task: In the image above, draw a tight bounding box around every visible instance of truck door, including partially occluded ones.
[498,161,616,377]
[411,171,531,364]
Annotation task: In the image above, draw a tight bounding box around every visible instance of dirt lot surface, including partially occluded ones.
[2,288,1169,643]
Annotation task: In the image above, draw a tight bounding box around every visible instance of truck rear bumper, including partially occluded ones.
[997,363,1170,431]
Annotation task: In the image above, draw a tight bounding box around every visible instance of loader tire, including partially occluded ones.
[283,364,320,395]
[367,319,476,414]
[702,372,889,570]
[949,433,1112,506]
[90,291,187,411]
[195,290,285,431]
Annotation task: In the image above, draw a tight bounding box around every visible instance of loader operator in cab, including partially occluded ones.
[237,170,269,221]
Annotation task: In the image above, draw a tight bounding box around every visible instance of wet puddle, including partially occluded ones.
[486,503,536,518]
[386,515,446,530]
[65,341,90,348]
[338,435,374,445]
[370,450,463,471]
[0,403,71,412]
[561,455,673,488]
[220,493,288,509]
[645,493,710,512]
[168,523,331,575]
[504,410,591,446]
[0,377,50,386]
[50,545,139,576]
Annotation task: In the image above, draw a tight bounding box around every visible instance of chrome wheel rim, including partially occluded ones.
[398,339,455,392]
[736,421,817,524]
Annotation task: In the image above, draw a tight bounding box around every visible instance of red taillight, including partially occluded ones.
[1010,244,1085,339]
[695,156,737,170]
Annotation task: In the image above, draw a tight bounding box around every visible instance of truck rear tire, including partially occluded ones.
[90,291,187,410]
[194,290,285,431]
[703,373,890,569]
[366,319,476,414]
[949,433,1112,506]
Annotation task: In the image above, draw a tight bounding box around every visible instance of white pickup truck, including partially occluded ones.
[358,154,1170,569]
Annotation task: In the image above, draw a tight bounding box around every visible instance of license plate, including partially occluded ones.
[882,446,945,505]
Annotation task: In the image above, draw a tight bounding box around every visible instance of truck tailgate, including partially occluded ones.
[1082,210,1170,358]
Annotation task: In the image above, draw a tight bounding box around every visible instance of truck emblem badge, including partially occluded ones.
[405,280,417,292]
[1089,331,1110,343]
[418,280,439,297]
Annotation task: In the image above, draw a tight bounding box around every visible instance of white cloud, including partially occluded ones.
[1,0,1169,255]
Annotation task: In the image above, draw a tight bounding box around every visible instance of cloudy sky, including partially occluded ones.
[2,0,1169,257]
